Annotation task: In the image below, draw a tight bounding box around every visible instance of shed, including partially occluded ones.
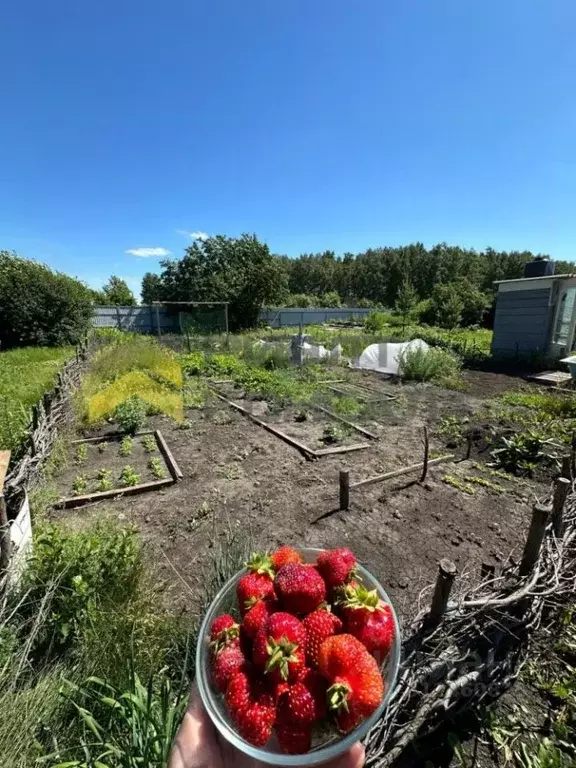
[491,273,576,358]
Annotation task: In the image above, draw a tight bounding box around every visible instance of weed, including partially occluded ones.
[97,440,108,453]
[97,468,113,492]
[114,395,148,433]
[398,345,462,384]
[490,430,560,476]
[178,419,193,430]
[217,464,241,480]
[183,378,208,409]
[212,409,233,425]
[322,424,347,444]
[119,435,133,457]
[294,409,308,422]
[72,475,87,495]
[74,443,88,464]
[142,434,157,453]
[86,336,183,389]
[463,474,505,493]
[437,415,467,444]
[120,466,141,486]
[330,395,363,417]
[501,390,576,418]
[149,457,167,480]
[442,474,475,494]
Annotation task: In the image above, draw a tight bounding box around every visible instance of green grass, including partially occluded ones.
[0,346,73,454]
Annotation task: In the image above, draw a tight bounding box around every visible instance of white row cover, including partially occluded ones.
[356,339,430,375]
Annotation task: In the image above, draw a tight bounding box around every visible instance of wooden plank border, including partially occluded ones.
[308,402,378,440]
[155,429,183,480]
[56,477,174,509]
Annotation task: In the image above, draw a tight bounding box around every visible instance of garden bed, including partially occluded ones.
[54,430,181,508]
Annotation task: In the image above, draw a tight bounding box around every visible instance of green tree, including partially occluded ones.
[320,291,342,307]
[141,272,163,304]
[426,284,463,329]
[395,279,418,328]
[102,276,136,306]
[0,251,94,348]
[159,234,287,329]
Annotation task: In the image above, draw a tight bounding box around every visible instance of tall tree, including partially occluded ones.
[102,276,136,306]
[141,272,163,304]
[395,279,418,328]
[159,234,287,329]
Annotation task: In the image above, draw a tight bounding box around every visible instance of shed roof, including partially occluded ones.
[494,273,576,285]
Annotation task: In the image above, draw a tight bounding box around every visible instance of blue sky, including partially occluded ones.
[1,0,575,299]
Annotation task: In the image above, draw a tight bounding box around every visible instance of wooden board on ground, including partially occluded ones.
[0,452,10,492]
[526,370,573,387]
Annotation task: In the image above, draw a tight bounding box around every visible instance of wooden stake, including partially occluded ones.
[519,502,552,576]
[420,426,430,482]
[552,477,570,538]
[31,404,39,431]
[480,562,496,582]
[339,470,350,510]
[428,559,457,625]
[0,494,12,581]
[43,392,52,417]
[561,455,572,481]
[351,454,454,490]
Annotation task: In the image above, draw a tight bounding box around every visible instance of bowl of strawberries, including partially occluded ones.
[196,545,401,765]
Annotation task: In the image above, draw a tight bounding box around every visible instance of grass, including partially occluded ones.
[398,344,463,387]
[0,345,73,453]
[86,371,184,425]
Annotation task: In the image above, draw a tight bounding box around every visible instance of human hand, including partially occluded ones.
[169,686,365,768]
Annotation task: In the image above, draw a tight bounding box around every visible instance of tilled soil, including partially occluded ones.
[51,370,547,629]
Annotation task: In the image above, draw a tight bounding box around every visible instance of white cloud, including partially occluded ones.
[176,229,209,241]
[125,247,171,258]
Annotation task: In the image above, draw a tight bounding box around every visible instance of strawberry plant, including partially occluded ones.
[120,465,141,487]
[97,468,113,492]
[97,440,109,453]
[72,475,87,495]
[119,435,133,457]
[149,456,166,480]
[142,434,157,453]
[74,443,88,464]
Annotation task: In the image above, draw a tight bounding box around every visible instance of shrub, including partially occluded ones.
[364,310,392,333]
[424,284,464,329]
[18,523,141,655]
[114,395,148,433]
[87,371,183,425]
[0,251,94,349]
[398,345,462,383]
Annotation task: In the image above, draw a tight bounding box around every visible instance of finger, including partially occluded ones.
[169,686,224,768]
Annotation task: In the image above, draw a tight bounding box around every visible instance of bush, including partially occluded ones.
[423,284,464,329]
[114,395,148,433]
[0,251,94,349]
[364,310,393,333]
[18,523,141,656]
[398,345,462,383]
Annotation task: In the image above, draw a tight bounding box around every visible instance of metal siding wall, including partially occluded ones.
[258,308,371,327]
[491,289,552,354]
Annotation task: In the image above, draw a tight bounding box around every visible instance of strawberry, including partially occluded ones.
[243,598,275,639]
[210,613,240,654]
[277,667,327,726]
[271,545,302,571]
[303,609,343,668]
[318,634,384,733]
[274,563,326,614]
[211,644,246,693]
[237,554,275,617]
[252,612,306,683]
[276,722,312,754]
[225,669,276,747]
[340,584,395,657]
[316,548,356,588]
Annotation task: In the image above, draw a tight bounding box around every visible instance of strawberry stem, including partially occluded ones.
[327,682,351,712]
[246,552,275,579]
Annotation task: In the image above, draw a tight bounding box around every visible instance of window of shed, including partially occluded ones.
[553,288,576,346]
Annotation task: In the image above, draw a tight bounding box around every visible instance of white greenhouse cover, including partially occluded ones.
[356,339,430,375]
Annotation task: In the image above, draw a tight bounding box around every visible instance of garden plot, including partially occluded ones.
[54,431,180,508]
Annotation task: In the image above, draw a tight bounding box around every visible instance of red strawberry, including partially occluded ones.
[271,545,302,571]
[210,613,240,654]
[277,667,327,726]
[252,612,306,683]
[316,548,356,588]
[340,584,395,657]
[211,645,246,693]
[237,556,275,617]
[303,609,343,668]
[243,598,275,639]
[318,634,384,733]
[276,722,312,754]
[225,669,276,747]
[274,563,326,614]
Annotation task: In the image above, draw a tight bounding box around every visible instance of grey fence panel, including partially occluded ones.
[93,306,372,331]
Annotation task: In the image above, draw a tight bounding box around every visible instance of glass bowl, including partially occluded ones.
[196,547,401,766]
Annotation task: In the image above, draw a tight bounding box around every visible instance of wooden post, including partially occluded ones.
[480,562,496,582]
[31,404,39,431]
[339,470,350,511]
[155,305,161,339]
[519,502,552,576]
[115,305,122,331]
[43,392,51,416]
[224,303,229,339]
[0,494,12,583]
[428,559,457,625]
[420,426,429,482]
[561,455,572,481]
[552,477,570,538]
